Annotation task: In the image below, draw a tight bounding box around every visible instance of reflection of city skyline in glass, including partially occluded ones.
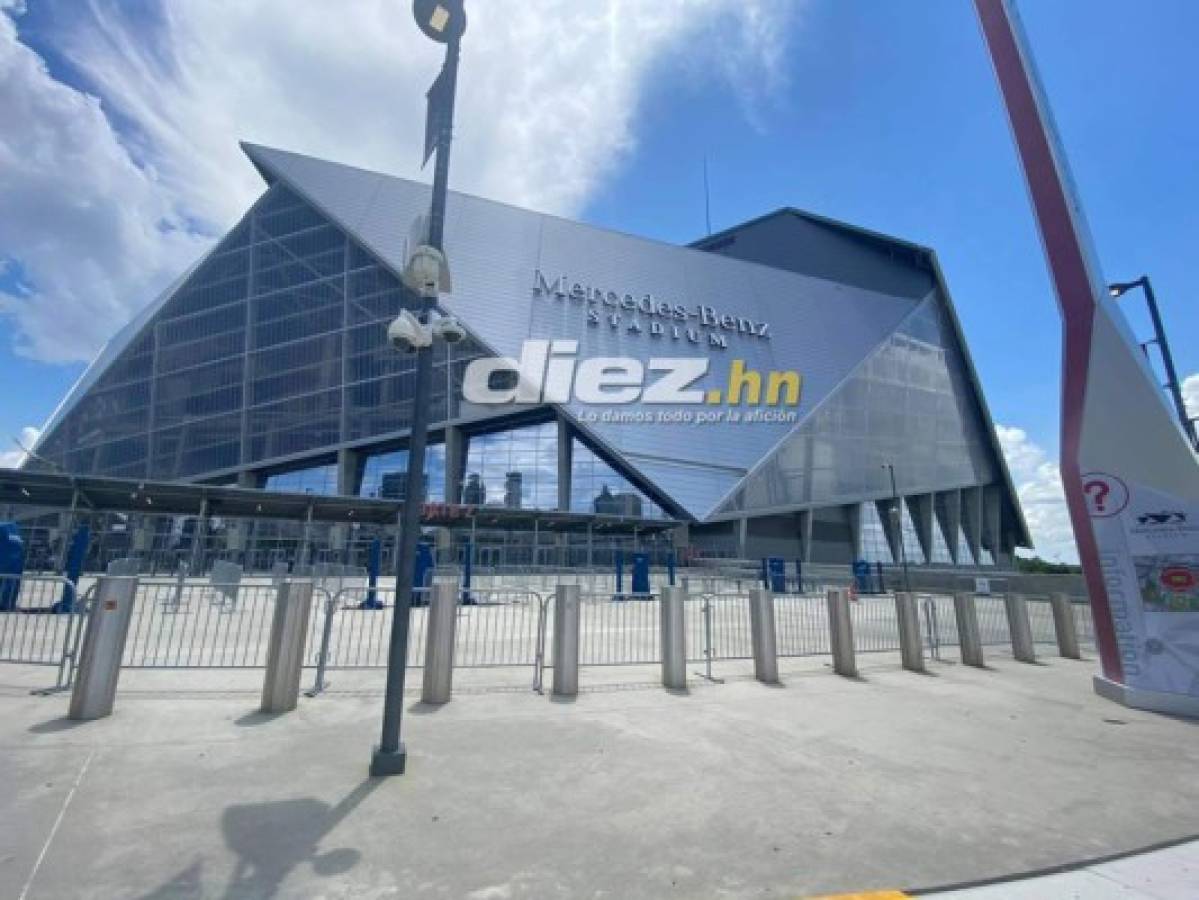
[462,473,485,506]
[593,485,643,518]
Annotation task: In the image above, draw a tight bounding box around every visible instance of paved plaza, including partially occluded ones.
[2,648,1197,899]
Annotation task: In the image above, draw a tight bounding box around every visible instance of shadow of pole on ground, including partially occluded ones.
[137,778,381,900]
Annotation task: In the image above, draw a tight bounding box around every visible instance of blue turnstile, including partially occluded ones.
[852,559,872,594]
[765,557,787,593]
[631,553,650,596]
[0,523,24,612]
[412,541,435,605]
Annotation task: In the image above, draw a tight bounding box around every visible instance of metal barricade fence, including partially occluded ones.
[687,594,752,662]
[973,595,1012,646]
[454,588,546,668]
[775,593,832,658]
[306,584,547,695]
[920,593,1097,656]
[124,579,282,668]
[576,593,661,666]
[849,597,902,654]
[0,575,87,669]
[9,572,1102,691]
[305,585,428,676]
[1025,597,1057,644]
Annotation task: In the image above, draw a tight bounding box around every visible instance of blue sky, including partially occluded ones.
[1,0,1196,562]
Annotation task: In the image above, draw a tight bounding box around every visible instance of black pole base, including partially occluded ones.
[369,743,408,777]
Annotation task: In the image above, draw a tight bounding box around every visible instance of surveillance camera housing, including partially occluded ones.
[387,310,432,352]
[403,245,450,299]
[432,315,466,344]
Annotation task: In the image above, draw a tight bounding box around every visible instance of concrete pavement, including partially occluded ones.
[1,652,1197,898]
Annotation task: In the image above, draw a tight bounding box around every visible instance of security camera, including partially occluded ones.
[432,315,466,344]
[387,309,432,352]
[403,245,449,299]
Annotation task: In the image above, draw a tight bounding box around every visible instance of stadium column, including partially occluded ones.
[937,489,962,566]
[234,471,264,568]
[911,493,934,564]
[982,484,1002,564]
[797,509,812,563]
[337,449,363,496]
[737,518,748,558]
[335,449,364,563]
[963,487,983,565]
[236,471,266,489]
[444,425,465,505]
[845,503,862,561]
[556,417,572,512]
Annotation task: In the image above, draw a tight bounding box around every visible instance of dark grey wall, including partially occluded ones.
[694,211,936,301]
[745,513,802,559]
[809,506,855,565]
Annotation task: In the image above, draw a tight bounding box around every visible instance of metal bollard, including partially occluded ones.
[1049,593,1081,659]
[69,576,138,721]
[748,588,779,684]
[552,584,581,697]
[1004,593,1037,664]
[826,588,857,677]
[953,592,985,667]
[422,581,459,704]
[261,579,315,714]
[894,592,925,673]
[661,586,687,690]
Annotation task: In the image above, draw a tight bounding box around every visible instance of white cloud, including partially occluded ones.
[1184,373,1199,422]
[0,425,41,468]
[996,424,1079,564]
[0,0,801,364]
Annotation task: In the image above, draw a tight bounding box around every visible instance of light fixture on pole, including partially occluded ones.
[1108,276,1196,451]
[370,0,467,778]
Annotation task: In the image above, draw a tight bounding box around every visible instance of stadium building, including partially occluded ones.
[27,144,1030,570]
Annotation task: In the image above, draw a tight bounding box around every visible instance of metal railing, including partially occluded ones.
[0,575,87,670]
[306,584,548,695]
[3,576,1102,696]
[576,593,661,666]
[123,580,282,668]
[775,594,833,658]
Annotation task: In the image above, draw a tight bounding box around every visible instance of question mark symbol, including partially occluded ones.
[1084,479,1110,513]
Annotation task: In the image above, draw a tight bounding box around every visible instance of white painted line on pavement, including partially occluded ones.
[18,749,95,900]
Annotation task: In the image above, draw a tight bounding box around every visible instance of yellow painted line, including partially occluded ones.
[805,892,910,900]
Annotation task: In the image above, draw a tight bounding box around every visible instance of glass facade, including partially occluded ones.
[858,502,894,565]
[898,500,925,566]
[360,445,447,502]
[571,440,666,520]
[35,184,490,481]
[716,297,997,516]
[264,464,338,495]
[929,514,955,565]
[464,423,557,509]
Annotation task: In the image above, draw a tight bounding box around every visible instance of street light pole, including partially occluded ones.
[883,463,912,594]
[1109,276,1197,452]
[371,0,466,778]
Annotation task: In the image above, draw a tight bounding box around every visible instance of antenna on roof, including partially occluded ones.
[703,155,712,237]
